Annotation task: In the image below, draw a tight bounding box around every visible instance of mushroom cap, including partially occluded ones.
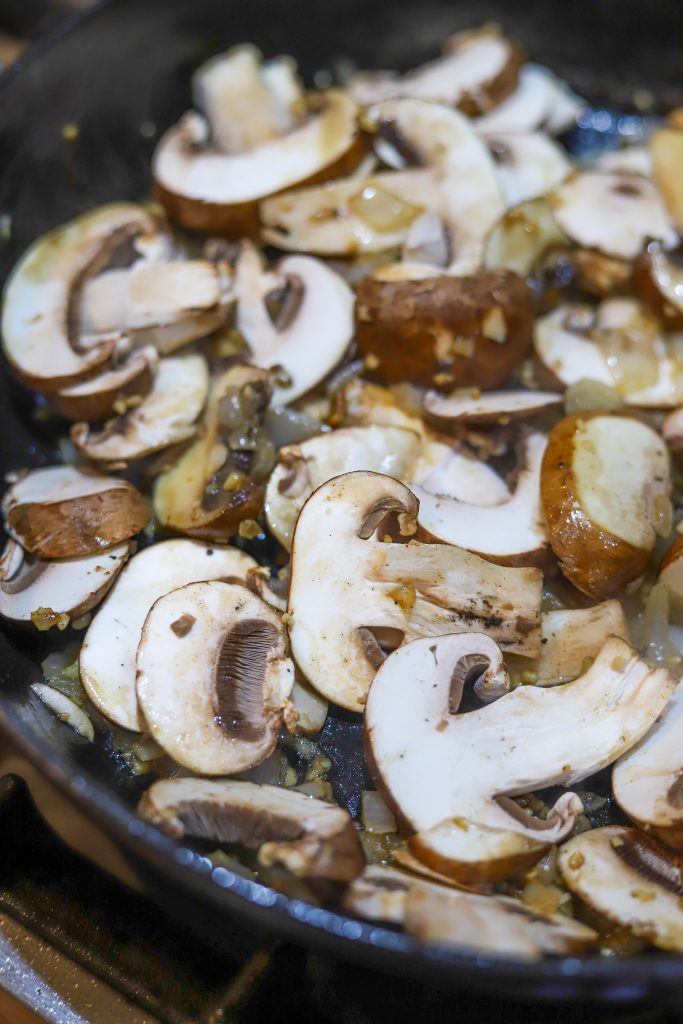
[53,348,157,423]
[3,466,149,559]
[138,777,364,889]
[365,634,675,837]
[287,470,543,711]
[136,581,294,774]
[409,817,549,884]
[0,538,129,625]
[80,539,257,731]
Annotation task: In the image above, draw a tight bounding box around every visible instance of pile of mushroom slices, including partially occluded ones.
[9,28,683,961]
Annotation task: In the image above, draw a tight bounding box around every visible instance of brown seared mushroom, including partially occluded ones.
[634,242,683,330]
[423,388,561,427]
[136,581,295,774]
[138,777,364,893]
[650,125,683,231]
[52,348,157,423]
[2,466,149,559]
[153,364,272,540]
[410,818,548,885]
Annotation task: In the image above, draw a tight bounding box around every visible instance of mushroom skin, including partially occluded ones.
[559,826,683,953]
[423,388,561,428]
[365,634,675,840]
[138,777,364,892]
[540,412,671,598]
[52,348,157,423]
[409,818,549,885]
[633,242,683,331]
[3,466,149,560]
[287,471,542,712]
[137,581,295,774]
[354,269,533,391]
[660,536,683,619]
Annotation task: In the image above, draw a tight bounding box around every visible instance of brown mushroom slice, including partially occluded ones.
[138,777,364,891]
[80,539,257,731]
[474,64,583,136]
[404,887,597,959]
[260,169,434,256]
[366,633,674,840]
[153,64,362,238]
[3,466,149,559]
[634,242,683,330]
[488,133,570,208]
[1,203,169,392]
[355,269,533,391]
[664,410,683,453]
[136,581,294,774]
[410,818,548,885]
[343,865,482,925]
[246,567,288,613]
[559,826,683,953]
[541,412,671,598]
[613,682,683,849]
[650,127,683,232]
[551,171,677,261]
[660,537,683,617]
[484,197,569,278]
[0,538,129,627]
[153,365,272,540]
[287,471,542,712]
[79,258,234,355]
[71,353,209,462]
[53,348,157,422]
[235,245,354,405]
[506,600,628,687]
[424,388,561,427]
[348,29,522,115]
[412,431,548,563]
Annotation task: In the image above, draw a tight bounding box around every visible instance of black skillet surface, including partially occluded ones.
[3,0,683,1008]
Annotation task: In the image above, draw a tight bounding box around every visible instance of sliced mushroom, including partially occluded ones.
[660,537,683,618]
[412,431,548,563]
[506,600,628,687]
[80,539,257,731]
[153,46,363,237]
[343,865,482,925]
[391,847,488,891]
[0,538,129,626]
[138,777,364,891]
[551,171,677,261]
[2,466,149,559]
[1,203,169,391]
[484,196,569,278]
[365,634,674,838]
[634,242,683,330]
[52,348,158,423]
[594,146,652,178]
[540,411,671,598]
[288,675,329,737]
[153,364,272,540]
[71,353,209,463]
[663,410,683,452]
[613,681,683,849]
[650,126,683,231]
[235,244,354,404]
[246,567,288,613]
[348,29,523,115]
[474,64,583,136]
[410,818,548,885]
[424,388,561,427]
[287,471,542,711]
[136,581,294,774]
[355,269,533,391]
[404,887,597,959]
[559,826,683,953]
[488,133,570,207]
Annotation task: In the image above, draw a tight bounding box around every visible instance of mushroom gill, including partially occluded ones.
[214,618,280,740]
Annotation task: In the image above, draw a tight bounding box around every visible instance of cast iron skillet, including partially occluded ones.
[3,0,683,1007]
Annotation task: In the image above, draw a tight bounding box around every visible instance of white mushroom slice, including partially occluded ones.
[410,818,548,885]
[413,448,511,507]
[80,539,256,731]
[348,30,521,114]
[53,348,158,423]
[30,684,95,741]
[71,353,209,462]
[424,388,561,426]
[559,826,683,953]
[287,471,542,711]
[551,171,677,260]
[613,681,683,849]
[235,246,354,404]
[246,567,287,613]
[411,432,548,562]
[0,538,129,626]
[595,146,652,177]
[488,133,570,207]
[634,242,683,329]
[404,887,597,959]
[664,408,683,450]
[475,64,583,136]
[260,169,434,256]
[343,865,482,924]
[506,601,628,687]
[138,777,364,890]
[1,203,167,391]
[392,848,487,890]
[660,538,683,618]
[80,259,234,355]
[484,197,569,278]
[365,634,675,838]
[2,466,149,559]
[153,89,361,235]
[136,581,294,774]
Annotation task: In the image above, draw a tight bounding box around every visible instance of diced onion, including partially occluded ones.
[31,683,94,741]
[361,790,397,833]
